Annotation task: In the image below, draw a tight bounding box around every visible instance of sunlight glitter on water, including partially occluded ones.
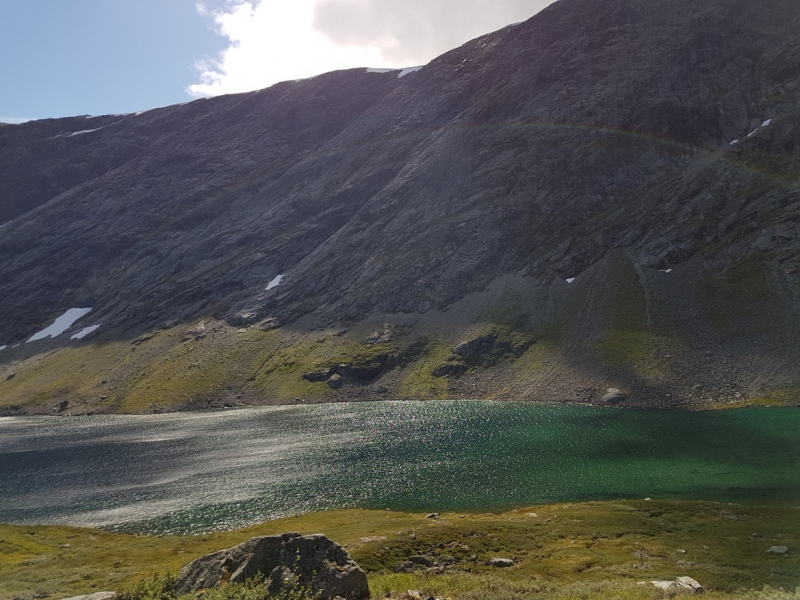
[1,402,799,535]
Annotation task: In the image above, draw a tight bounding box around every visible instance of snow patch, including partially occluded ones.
[67,128,103,137]
[28,308,93,342]
[659,269,673,273]
[366,68,397,74]
[71,325,101,340]
[266,274,284,291]
[398,65,424,78]
[747,128,759,138]
[566,277,576,284]
[65,119,123,137]
[729,139,739,145]
[0,345,6,352]
[762,118,772,127]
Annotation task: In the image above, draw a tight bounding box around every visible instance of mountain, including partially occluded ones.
[1,0,799,414]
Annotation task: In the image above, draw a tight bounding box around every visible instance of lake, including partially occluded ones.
[1,402,798,535]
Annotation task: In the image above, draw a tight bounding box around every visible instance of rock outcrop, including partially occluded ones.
[175,533,369,600]
[649,576,704,594]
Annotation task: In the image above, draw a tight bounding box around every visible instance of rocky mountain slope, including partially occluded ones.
[1,0,799,414]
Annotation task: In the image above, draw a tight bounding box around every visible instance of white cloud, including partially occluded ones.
[188,0,388,97]
[313,0,553,65]
[188,0,555,98]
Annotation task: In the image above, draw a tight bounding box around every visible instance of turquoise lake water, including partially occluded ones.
[0,402,798,535]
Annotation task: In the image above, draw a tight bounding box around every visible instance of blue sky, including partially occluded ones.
[0,0,228,120]
[0,0,554,122]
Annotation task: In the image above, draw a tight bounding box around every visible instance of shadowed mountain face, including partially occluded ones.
[1,0,799,413]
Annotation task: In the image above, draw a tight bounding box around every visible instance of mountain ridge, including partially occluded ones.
[1,0,799,414]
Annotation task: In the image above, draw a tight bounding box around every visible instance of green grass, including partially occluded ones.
[706,388,800,410]
[398,338,452,398]
[2,501,800,600]
[590,253,657,370]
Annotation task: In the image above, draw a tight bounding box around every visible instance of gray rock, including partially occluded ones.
[175,533,369,600]
[425,512,440,519]
[327,374,344,389]
[489,558,515,567]
[409,555,434,567]
[302,369,332,382]
[394,561,415,573]
[649,577,703,594]
[58,594,115,600]
[676,576,704,593]
[650,581,681,591]
[266,565,297,596]
[452,334,496,358]
[767,545,789,554]
[259,318,280,331]
[602,388,626,403]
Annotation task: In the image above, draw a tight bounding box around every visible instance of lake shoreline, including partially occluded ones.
[2,393,796,419]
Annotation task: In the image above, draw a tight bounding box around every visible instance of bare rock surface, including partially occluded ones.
[649,576,703,593]
[489,558,515,567]
[175,533,369,600]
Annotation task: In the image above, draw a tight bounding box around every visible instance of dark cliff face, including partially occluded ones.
[1,0,799,412]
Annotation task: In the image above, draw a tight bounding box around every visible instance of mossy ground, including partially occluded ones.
[2,501,799,600]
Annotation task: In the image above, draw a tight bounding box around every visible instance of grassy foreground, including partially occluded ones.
[1,500,799,600]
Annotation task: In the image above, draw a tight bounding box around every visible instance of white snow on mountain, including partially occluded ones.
[28,308,93,342]
[266,274,284,291]
[71,325,101,340]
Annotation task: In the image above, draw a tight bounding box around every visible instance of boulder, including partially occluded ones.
[651,581,680,591]
[302,369,332,382]
[175,533,369,600]
[394,561,415,573]
[489,558,515,568]
[649,577,703,594]
[327,374,344,389]
[766,545,789,554]
[409,555,434,566]
[676,576,704,593]
[59,594,115,600]
[602,388,626,403]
